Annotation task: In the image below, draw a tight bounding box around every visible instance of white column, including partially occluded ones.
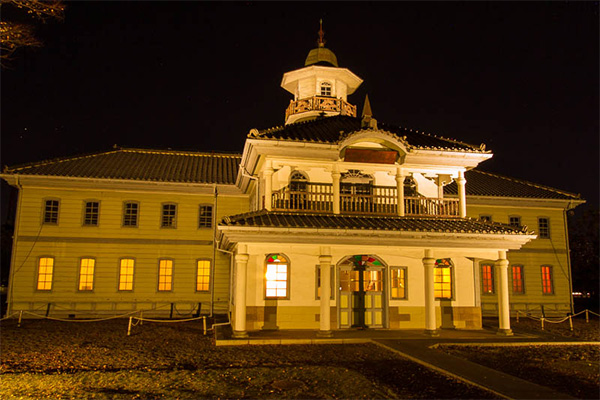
[318,251,333,337]
[423,249,439,335]
[496,250,513,336]
[233,246,249,338]
[332,166,341,214]
[395,168,406,216]
[263,161,274,211]
[457,170,467,218]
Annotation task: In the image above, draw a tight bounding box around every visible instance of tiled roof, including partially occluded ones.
[220,210,529,235]
[2,148,242,184]
[249,115,485,152]
[445,170,581,200]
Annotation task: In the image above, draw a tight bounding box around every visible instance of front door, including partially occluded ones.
[338,255,385,329]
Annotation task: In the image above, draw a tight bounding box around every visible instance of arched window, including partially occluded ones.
[320,81,332,96]
[289,171,308,210]
[434,258,453,299]
[404,176,417,197]
[265,254,289,299]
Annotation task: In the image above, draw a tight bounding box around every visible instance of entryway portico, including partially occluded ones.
[217,210,536,338]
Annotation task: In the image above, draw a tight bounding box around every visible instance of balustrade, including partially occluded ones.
[285,95,357,120]
[271,184,460,217]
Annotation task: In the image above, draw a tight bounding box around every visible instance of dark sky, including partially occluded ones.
[1,1,598,223]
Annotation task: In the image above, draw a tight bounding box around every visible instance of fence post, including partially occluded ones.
[203,316,207,335]
[127,316,133,336]
[569,315,573,331]
[516,311,519,323]
[17,310,23,327]
[586,309,589,323]
[140,310,143,326]
[541,317,545,330]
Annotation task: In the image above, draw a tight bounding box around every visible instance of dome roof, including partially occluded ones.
[304,46,338,67]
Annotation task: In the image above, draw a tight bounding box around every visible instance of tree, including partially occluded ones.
[568,207,599,309]
[0,0,65,68]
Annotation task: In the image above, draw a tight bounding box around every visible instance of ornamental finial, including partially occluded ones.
[317,19,325,47]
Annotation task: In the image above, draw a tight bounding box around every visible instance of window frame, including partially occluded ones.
[42,198,60,225]
[315,264,335,300]
[538,217,550,239]
[82,200,100,227]
[157,258,174,292]
[36,256,55,291]
[390,266,408,300]
[122,201,140,228]
[319,81,332,97]
[434,259,454,300]
[264,253,290,300]
[118,258,135,291]
[480,263,495,295]
[511,264,525,295]
[196,259,211,292]
[541,265,554,295]
[198,204,213,229]
[508,215,521,228]
[161,203,177,228]
[78,257,96,291]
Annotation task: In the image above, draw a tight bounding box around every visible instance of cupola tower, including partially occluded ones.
[281,21,363,125]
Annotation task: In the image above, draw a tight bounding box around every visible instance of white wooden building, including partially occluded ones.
[1,28,583,337]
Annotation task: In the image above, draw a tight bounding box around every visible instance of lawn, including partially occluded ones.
[0,319,495,399]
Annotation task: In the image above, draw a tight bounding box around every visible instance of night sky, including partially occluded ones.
[1,1,598,223]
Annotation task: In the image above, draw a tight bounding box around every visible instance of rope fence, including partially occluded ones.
[516,309,599,331]
[0,308,229,336]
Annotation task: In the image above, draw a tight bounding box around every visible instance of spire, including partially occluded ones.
[361,95,377,129]
[317,19,325,47]
[362,94,372,119]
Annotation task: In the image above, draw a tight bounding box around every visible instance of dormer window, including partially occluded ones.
[320,81,332,96]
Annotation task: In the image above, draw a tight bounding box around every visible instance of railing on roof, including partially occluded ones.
[285,95,357,121]
[271,184,460,217]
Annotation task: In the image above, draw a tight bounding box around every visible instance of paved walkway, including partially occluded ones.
[215,326,594,399]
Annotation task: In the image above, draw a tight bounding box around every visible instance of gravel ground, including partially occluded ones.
[0,318,497,399]
[441,316,600,399]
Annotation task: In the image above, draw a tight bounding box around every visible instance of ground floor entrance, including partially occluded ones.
[338,255,386,329]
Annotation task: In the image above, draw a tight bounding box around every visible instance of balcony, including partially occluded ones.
[285,95,357,121]
[271,184,460,217]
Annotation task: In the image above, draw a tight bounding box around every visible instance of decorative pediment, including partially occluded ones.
[338,129,408,163]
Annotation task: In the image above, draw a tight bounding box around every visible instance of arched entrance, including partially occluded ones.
[338,255,386,329]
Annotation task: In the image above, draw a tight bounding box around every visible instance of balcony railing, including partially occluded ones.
[285,95,357,121]
[271,184,460,217]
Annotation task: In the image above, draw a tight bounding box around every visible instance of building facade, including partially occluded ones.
[1,32,583,336]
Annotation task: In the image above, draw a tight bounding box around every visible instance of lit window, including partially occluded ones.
[118,258,134,291]
[123,202,139,227]
[161,203,177,228]
[198,205,213,228]
[44,200,59,224]
[197,260,211,292]
[83,201,99,226]
[37,257,54,290]
[538,218,550,238]
[434,258,452,299]
[320,81,332,96]
[541,265,554,294]
[315,265,335,300]
[158,259,173,291]
[78,258,95,291]
[479,215,492,223]
[481,264,494,294]
[390,267,407,299]
[512,265,524,294]
[265,254,289,299]
[509,216,521,228]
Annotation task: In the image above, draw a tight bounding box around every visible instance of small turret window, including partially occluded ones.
[320,82,332,97]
